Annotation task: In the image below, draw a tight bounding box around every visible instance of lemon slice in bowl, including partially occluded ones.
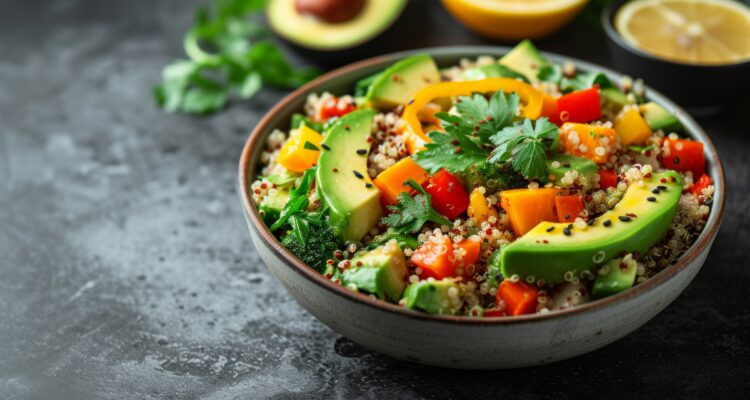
[615,0,750,65]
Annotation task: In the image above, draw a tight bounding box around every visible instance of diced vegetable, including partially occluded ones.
[556,87,602,123]
[319,96,357,120]
[423,170,470,220]
[497,280,539,316]
[402,78,544,153]
[662,138,705,178]
[500,188,556,236]
[456,239,481,269]
[468,189,497,222]
[555,194,584,223]
[410,236,456,279]
[559,123,618,164]
[614,108,653,146]
[598,169,618,190]
[277,125,324,172]
[690,173,712,200]
[373,157,430,206]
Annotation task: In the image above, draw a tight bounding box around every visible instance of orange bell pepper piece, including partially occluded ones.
[277,125,324,172]
[499,188,556,236]
[498,280,539,316]
[402,78,544,153]
[373,157,430,206]
[410,236,456,279]
[456,239,481,268]
[559,123,618,164]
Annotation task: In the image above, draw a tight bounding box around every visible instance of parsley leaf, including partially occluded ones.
[382,179,451,234]
[269,167,316,242]
[454,91,520,143]
[154,0,319,115]
[413,91,521,174]
[489,118,560,180]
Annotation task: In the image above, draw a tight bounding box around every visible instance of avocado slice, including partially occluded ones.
[600,87,629,114]
[462,64,529,83]
[592,256,637,299]
[640,102,683,133]
[544,154,598,189]
[366,53,441,109]
[258,189,290,227]
[499,40,549,84]
[316,110,382,242]
[500,171,683,284]
[266,0,406,51]
[342,240,408,302]
[402,279,463,315]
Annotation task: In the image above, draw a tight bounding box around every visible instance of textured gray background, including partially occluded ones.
[1,0,749,399]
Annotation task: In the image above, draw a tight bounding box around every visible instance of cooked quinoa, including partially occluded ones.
[251,42,715,317]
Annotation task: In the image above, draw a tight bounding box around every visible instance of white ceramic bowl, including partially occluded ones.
[238,47,725,369]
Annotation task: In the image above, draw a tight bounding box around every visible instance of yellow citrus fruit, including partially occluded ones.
[441,0,590,41]
[615,0,750,65]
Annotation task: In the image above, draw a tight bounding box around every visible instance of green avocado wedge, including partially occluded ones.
[500,171,683,284]
[365,53,440,109]
[402,279,463,315]
[341,240,408,302]
[316,110,382,242]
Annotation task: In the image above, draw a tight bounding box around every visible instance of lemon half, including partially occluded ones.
[615,0,750,65]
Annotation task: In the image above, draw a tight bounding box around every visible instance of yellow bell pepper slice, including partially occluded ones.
[277,125,324,172]
[614,108,653,147]
[468,189,497,223]
[402,78,544,153]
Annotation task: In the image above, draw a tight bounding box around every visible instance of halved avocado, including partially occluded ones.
[267,0,407,51]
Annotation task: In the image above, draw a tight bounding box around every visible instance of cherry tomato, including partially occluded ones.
[423,169,470,220]
[319,97,357,120]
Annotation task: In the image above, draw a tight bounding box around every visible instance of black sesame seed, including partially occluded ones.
[365,183,373,188]
[618,216,632,222]
[587,219,596,226]
[657,185,668,191]
[321,144,331,151]
[546,226,555,232]
[603,220,612,227]
[356,149,367,155]
[563,162,572,168]
[651,188,660,194]
[495,273,504,283]
[563,227,571,236]
[353,170,364,179]
[647,197,656,202]
[564,214,571,220]
[567,224,573,229]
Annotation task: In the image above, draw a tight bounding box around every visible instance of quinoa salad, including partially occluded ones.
[250,40,715,317]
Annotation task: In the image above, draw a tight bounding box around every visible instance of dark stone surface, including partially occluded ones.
[1,0,748,399]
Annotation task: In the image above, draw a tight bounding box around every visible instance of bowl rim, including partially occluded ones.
[601,0,750,69]
[238,46,726,325]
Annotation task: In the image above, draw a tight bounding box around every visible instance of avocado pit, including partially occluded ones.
[295,0,365,23]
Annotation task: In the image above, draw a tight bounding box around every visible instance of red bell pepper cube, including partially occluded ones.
[555,194,585,223]
[690,173,712,201]
[661,138,705,178]
[556,87,602,123]
[598,169,618,190]
[423,169,469,220]
[497,280,539,316]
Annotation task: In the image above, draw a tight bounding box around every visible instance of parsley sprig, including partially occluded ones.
[489,118,559,180]
[269,167,326,245]
[154,0,319,114]
[414,91,521,173]
[381,179,451,234]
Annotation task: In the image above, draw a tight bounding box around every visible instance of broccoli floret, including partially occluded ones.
[366,228,419,251]
[463,161,527,193]
[281,222,341,273]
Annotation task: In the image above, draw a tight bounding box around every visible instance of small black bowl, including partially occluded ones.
[602,0,750,110]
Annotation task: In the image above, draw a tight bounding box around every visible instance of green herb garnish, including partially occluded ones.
[414,91,521,173]
[489,118,560,180]
[154,0,319,114]
[270,166,317,244]
[382,179,451,233]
